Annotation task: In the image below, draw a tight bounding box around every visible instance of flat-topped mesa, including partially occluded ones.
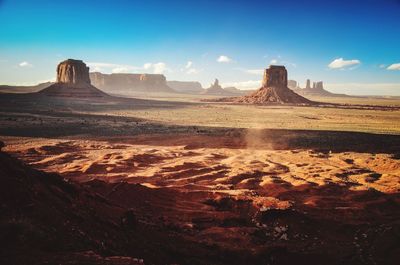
[56,59,91,87]
[89,72,174,93]
[139,73,166,85]
[262,65,288,88]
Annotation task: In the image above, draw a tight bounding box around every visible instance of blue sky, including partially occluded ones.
[1,0,400,95]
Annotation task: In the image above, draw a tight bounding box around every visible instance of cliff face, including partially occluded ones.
[262,66,288,87]
[90,72,175,93]
[56,59,91,86]
[39,59,108,98]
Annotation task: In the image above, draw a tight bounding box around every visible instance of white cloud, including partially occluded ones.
[217,55,232,63]
[185,61,193,69]
[270,59,278,64]
[181,61,199,74]
[221,80,261,90]
[387,63,400,71]
[87,62,138,73]
[152,62,168,74]
[186,68,199,74]
[19,61,33,67]
[244,69,263,75]
[87,61,170,74]
[111,67,132,73]
[143,63,152,70]
[267,59,296,67]
[142,62,170,74]
[282,61,297,68]
[87,62,115,68]
[379,64,386,69]
[328,58,360,69]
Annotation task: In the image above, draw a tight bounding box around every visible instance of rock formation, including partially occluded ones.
[167,81,204,94]
[312,81,324,91]
[287,80,297,89]
[262,67,288,87]
[90,72,175,93]
[226,65,313,104]
[306,79,311,90]
[39,59,108,98]
[294,79,347,97]
[202,79,238,96]
[56,59,91,86]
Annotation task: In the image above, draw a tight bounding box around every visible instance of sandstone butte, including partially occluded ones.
[226,65,313,104]
[39,59,108,98]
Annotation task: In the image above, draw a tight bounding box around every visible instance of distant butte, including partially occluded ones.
[294,80,348,97]
[202,79,240,96]
[39,59,108,98]
[220,65,313,104]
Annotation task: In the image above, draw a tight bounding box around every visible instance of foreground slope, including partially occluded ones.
[2,130,400,265]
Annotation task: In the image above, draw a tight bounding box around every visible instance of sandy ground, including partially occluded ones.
[2,133,400,264]
[4,136,399,195]
[0,93,400,135]
[1,93,400,264]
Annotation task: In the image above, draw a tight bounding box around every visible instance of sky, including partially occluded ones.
[0,0,400,95]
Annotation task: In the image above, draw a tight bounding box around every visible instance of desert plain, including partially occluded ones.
[1,89,400,265]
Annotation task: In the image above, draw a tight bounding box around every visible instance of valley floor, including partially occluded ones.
[0,93,399,265]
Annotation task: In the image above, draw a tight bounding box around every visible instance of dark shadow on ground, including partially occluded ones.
[0,109,399,155]
[1,92,399,155]
[0,92,196,112]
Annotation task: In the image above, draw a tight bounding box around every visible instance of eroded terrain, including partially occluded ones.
[4,136,399,194]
